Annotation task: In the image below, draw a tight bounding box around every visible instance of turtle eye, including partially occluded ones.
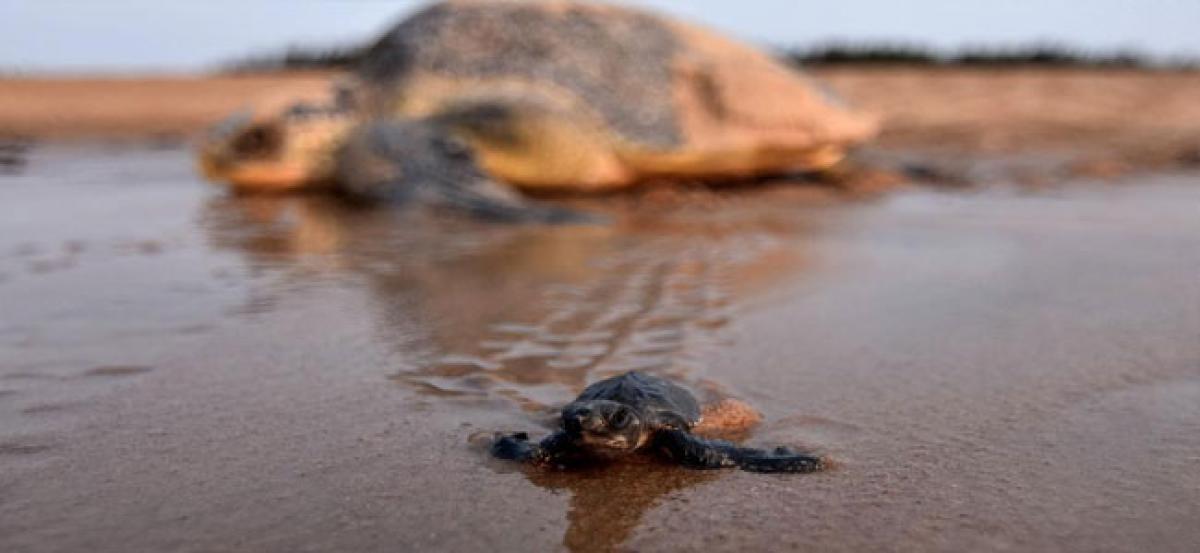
[232,124,282,157]
[610,408,632,429]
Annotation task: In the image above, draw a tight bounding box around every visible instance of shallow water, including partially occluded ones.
[1,146,1198,552]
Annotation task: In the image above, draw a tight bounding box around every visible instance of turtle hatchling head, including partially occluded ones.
[198,82,358,193]
[561,400,648,458]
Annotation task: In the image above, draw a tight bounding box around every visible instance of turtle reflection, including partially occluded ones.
[525,461,718,553]
[200,192,812,411]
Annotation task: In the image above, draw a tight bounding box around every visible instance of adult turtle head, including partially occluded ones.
[198,82,358,193]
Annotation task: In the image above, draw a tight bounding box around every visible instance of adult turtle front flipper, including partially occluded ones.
[654,429,824,473]
[335,119,595,223]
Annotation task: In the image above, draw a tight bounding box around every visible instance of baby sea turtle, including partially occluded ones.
[199,1,876,221]
[492,371,825,473]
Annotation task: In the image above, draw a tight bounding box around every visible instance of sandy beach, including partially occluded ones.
[1,69,1199,552]
[4,68,1200,162]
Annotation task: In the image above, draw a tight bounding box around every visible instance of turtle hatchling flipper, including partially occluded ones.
[491,431,577,467]
[654,429,824,474]
[735,445,825,474]
[336,119,599,224]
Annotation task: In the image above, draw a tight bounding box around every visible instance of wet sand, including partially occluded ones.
[1,146,1198,552]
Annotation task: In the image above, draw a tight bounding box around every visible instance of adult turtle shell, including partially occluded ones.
[199,0,877,220]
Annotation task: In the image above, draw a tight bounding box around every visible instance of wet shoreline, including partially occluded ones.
[2,146,1199,551]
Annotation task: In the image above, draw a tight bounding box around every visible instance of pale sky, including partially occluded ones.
[3,0,1199,72]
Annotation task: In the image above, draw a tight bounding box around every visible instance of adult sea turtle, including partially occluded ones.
[199,0,877,220]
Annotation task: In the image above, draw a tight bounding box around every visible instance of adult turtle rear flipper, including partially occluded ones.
[335,118,598,224]
[655,429,825,474]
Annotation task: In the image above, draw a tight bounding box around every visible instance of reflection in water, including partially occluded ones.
[525,460,718,553]
[201,193,815,412]
[201,192,817,551]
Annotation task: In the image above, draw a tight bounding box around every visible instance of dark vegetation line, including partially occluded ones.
[223,44,367,73]
[788,43,1197,69]
[219,42,1199,73]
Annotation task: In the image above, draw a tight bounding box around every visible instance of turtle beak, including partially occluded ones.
[208,109,254,142]
[198,110,254,178]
